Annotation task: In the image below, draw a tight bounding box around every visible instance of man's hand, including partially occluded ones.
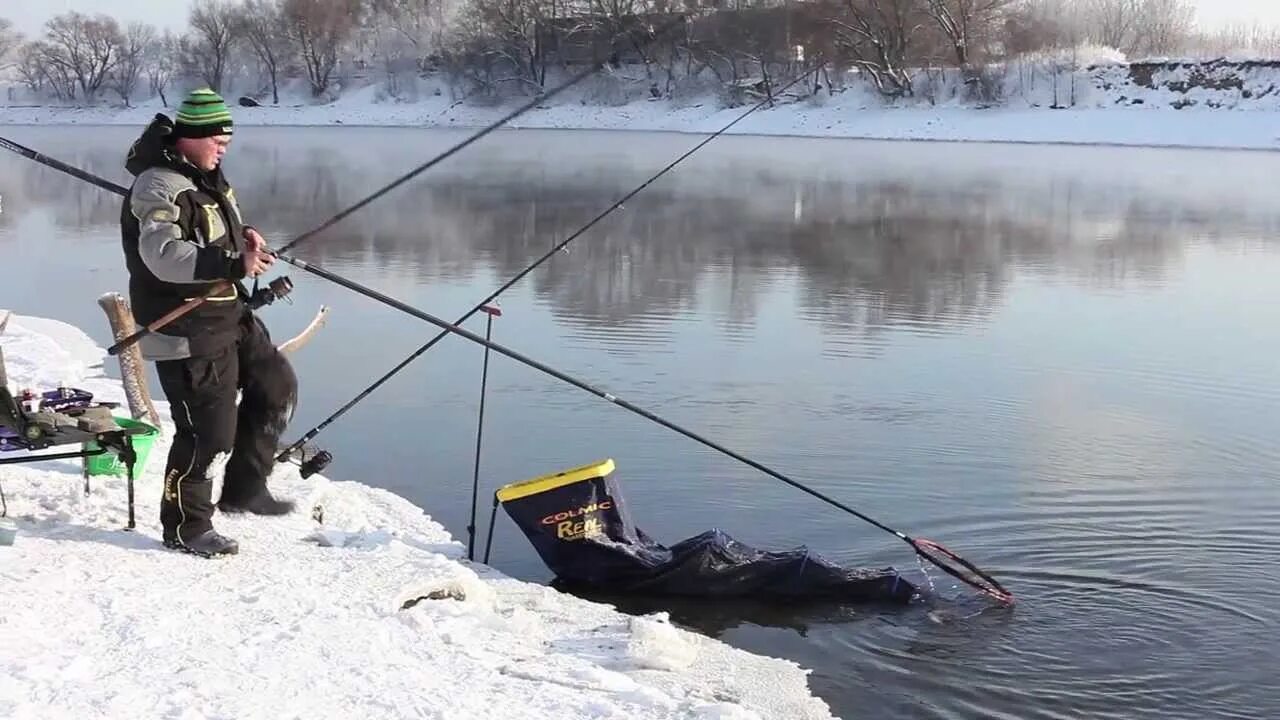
[241,227,274,278]
[244,226,269,253]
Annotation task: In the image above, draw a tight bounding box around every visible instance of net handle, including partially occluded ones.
[912,538,1015,605]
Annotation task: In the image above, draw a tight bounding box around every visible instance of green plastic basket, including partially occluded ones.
[84,417,160,477]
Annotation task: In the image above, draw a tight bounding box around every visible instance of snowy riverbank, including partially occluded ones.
[5,81,1280,152]
[0,312,837,720]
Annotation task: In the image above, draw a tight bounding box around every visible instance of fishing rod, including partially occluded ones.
[86,13,691,356]
[273,63,822,463]
[2,84,1014,607]
[273,252,1017,605]
[0,137,127,196]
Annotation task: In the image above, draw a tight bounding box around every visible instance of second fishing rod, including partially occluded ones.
[274,64,821,463]
[272,249,1016,605]
[97,14,690,356]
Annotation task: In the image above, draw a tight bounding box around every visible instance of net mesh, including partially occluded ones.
[912,538,1014,605]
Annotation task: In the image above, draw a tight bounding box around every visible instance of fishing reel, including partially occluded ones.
[278,442,332,479]
[299,449,332,479]
[248,275,294,310]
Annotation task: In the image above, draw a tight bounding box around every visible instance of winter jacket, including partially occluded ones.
[119,113,250,361]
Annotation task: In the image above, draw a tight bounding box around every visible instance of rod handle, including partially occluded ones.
[106,283,230,356]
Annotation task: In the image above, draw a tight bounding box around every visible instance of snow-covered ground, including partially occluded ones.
[4,55,1280,151]
[0,312,837,720]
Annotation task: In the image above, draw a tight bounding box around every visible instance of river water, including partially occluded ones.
[2,124,1278,719]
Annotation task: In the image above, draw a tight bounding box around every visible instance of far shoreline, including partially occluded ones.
[3,101,1279,154]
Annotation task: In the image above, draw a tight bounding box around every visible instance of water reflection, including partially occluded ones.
[5,128,1273,360]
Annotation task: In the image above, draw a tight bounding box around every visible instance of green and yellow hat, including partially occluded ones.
[173,88,234,139]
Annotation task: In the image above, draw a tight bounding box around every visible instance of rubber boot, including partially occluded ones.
[164,529,239,557]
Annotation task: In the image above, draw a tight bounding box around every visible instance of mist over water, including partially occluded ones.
[3,124,1279,719]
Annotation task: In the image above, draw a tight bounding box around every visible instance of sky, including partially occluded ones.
[5,0,1280,35]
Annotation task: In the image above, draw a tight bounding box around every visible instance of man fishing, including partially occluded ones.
[119,88,297,558]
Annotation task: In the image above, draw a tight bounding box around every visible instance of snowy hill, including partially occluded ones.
[0,312,836,720]
[1079,57,1280,109]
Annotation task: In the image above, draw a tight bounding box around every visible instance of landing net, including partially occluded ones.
[911,538,1014,605]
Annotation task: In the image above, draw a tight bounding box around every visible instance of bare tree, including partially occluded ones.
[282,0,364,97]
[1002,0,1068,55]
[1003,0,1086,106]
[1084,0,1140,54]
[32,12,125,102]
[830,0,923,97]
[0,18,22,71]
[443,0,550,96]
[17,45,54,96]
[924,0,1014,66]
[235,0,294,103]
[188,0,241,91]
[369,0,444,64]
[588,0,661,78]
[1130,0,1193,58]
[690,6,800,106]
[491,0,549,89]
[1187,22,1280,58]
[649,13,697,100]
[110,23,157,106]
[357,0,440,98]
[1008,0,1181,59]
[146,31,181,105]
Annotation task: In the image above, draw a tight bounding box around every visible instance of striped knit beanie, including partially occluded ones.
[172,88,234,139]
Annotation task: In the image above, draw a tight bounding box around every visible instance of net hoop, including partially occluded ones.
[912,538,1015,605]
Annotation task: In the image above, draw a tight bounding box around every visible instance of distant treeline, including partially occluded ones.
[2,0,1279,108]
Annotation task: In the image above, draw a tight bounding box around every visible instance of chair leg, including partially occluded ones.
[124,450,136,531]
